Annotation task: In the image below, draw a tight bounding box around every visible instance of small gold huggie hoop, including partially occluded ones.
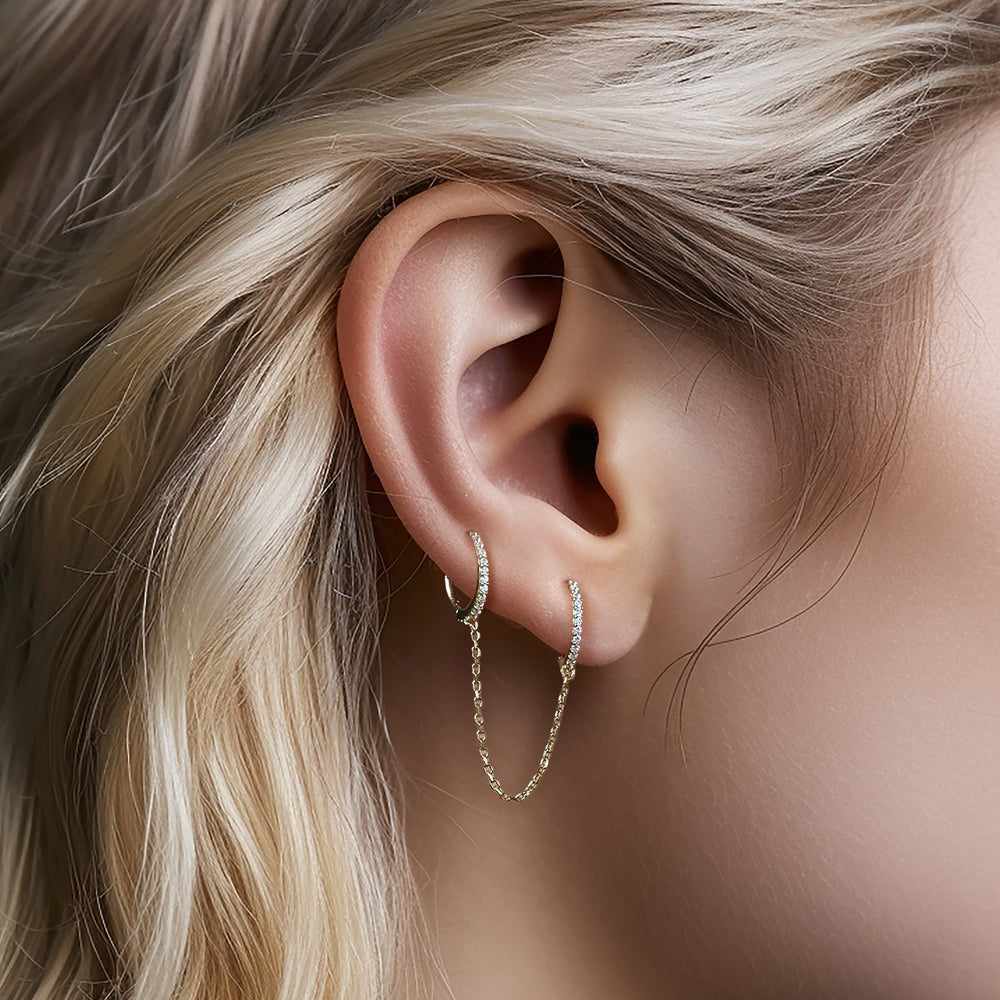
[443,530,583,802]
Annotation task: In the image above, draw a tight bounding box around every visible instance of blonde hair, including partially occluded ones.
[1,2,998,997]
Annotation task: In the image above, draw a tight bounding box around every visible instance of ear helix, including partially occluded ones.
[443,530,583,802]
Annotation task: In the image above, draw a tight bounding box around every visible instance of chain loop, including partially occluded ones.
[462,578,582,802]
[445,532,583,802]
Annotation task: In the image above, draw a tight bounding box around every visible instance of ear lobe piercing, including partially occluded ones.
[443,530,582,802]
[443,530,489,623]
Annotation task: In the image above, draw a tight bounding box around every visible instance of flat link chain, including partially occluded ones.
[466,619,574,802]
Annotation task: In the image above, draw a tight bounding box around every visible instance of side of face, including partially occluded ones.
[336,112,1000,997]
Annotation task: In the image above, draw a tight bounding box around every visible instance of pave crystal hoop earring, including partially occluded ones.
[443,530,582,803]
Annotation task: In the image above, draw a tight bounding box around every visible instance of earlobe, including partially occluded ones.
[336,182,659,665]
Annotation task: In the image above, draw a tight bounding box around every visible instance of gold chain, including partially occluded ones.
[466,618,574,803]
[445,533,582,802]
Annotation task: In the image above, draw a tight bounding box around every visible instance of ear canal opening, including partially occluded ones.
[558,416,619,537]
[486,414,619,539]
[565,419,603,492]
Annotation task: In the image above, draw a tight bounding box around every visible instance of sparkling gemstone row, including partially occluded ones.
[467,530,489,621]
[565,579,583,668]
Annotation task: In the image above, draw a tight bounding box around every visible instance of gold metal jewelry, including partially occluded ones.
[443,530,582,802]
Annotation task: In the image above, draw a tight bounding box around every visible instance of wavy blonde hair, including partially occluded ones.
[1,2,998,997]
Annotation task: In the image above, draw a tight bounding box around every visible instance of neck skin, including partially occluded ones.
[378,525,677,1000]
[377,109,1000,1000]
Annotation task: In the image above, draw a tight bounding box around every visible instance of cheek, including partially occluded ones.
[581,167,1000,993]
[602,332,1000,994]
[611,480,1000,997]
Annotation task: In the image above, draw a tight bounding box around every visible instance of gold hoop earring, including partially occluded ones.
[443,530,582,802]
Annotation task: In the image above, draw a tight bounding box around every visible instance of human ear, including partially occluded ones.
[336,183,662,665]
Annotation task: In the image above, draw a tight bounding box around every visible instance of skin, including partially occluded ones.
[337,109,1000,999]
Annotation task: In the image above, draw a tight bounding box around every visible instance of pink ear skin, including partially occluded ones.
[336,183,664,665]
